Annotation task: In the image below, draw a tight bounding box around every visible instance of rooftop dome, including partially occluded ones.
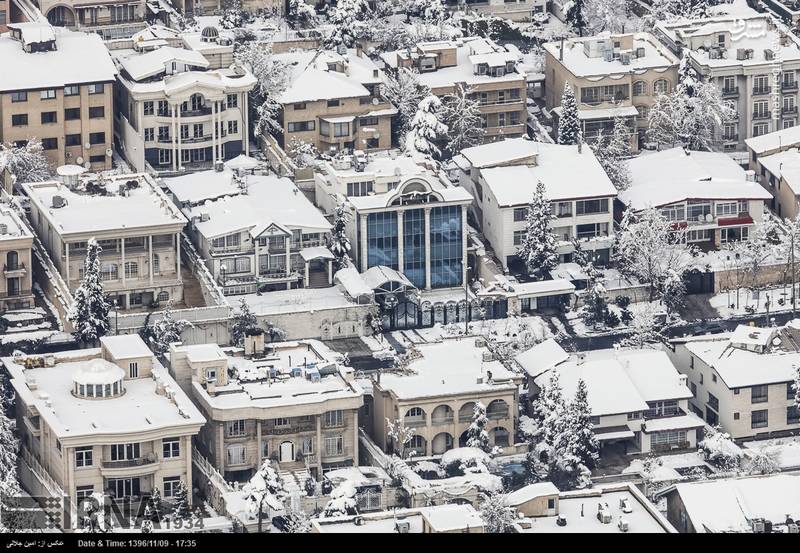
[201,26,219,42]
[73,360,125,386]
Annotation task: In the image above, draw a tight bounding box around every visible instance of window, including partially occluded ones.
[227,120,238,134]
[129,362,138,378]
[789,383,796,400]
[715,201,746,217]
[227,444,246,465]
[11,114,27,126]
[163,476,181,498]
[287,120,316,133]
[274,417,290,427]
[110,443,140,461]
[65,134,81,147]
[144,128,154,142]
[327,99,340,107]
[346,181,374,196]
[163,437,180,459]
[89,106,104,119]
[575,198,609,215]
[576,222,608,239]
[124,262,138,279]
[143,101,154,115]
[158,291,169,302]
[553,201,572,218]
[41,112,57,124]
[40,89,56,100]
[108,477,140,498]
[89,132,105,145]
[788,406,800,425]
[301,437,314,455]
[158,100,169,116]
[324,410,343,428]
[654,80,670,94]
[751,384,768,403]
[11,91,27,103]
[294,102,306,110]
[41,138,57,150]
[751,409,768,429]
[64,85,79,96]
[88,83,104,95]
[76,486,94,502]
[633,81,647,96]
[75,447,93,468]
[158,126,170,141]
[734,412,740,420]
[754,123,770,137]
[65,108,80,121]
[324,436,344,457]
[513,207,527,222]
[334,122,350,137]
[707,392,719,411]
[226,420,246,437]
[227,94,238,108]
[513,230,526,247]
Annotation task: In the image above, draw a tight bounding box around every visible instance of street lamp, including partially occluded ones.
[464,266,473,335]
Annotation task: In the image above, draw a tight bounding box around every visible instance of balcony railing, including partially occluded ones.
[722,87,739,97]
[643,407,685,420]
[753,86,772,95]
[783,107,798,116]
[783,81,799,91]
[210,244,245,255]
[652,441,690,453]
[404,416,427,427]
[431,415,454,425]
[478,97,524,106]
[264,422,315,435]
[487,409,510,420]
[102,457,157,469]
[752,111,771,121]
[3,263,26,275]
[722,134,739,142]
[181,106,213,117]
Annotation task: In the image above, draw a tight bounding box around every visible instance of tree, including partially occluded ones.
[0,375,36,532]
[647,52,735,150]
[386,417,416,459]
[557,83,581,145]
[583,0,629,35]
[67,238,111,345]
[442,84,485,157]
[231,298,259,347]
[614,208,696,303]
[699,426,743,472]
[148,302,190,354]
[404,94,449,159]
[287,0,317,28]
[219,0,250,29]
[645,0,712,28]
[479,491,516,533]
[745,449,780,475]
[564,0,587,36]
[171,481,191,521]
[383,68,430,138]
[283,507,312,533]
[465,402,492,454]
[591,116,631,191]
[322,480,358,517]
[794,364,800,413]
[244,459,286,533]
[517,181,559,277]
[287,137,319,169]
[326,202,352,270]
[531,370,566,449]
[0,139,52,184]
[617,304,665,349]
[325,0,371,48]
[235,41,290,138]
[559,379,599,470]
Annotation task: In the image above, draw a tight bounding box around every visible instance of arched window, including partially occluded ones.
[404,407,426,424]
[157,291,170,302]
[654,79,670,95]
[636,105,649,120]
[408,435,427,456]
[486,399,509,419]
[633,81,647,96]
[124,262,138,279]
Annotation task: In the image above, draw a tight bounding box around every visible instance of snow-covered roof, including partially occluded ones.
[376,338,521,400]
[543,32,679,77]
[669,474,800,533]
[320,151,428,181]
[4,347,205,440]
[552,105,639,121]
[0,26,117,92]
[362,265,413,290]
[514,338,569,378]
[101,334,153,360]
[300,246,334,261]
[0,206,32,241]
[229,286,359,317]
[467,141,616,206]
[333,266,374,299]
[531,349,692,417]
[505,482,560,506]
[168,170,330,239]
[312,504,482,533]
[746,125,800,155]
[118,46,209,81]
[642,413,705,433]
[622,147,771,210]
[755,148,800,195]
[224,154,264,172]
[421,504,484,532]
[508,279,575,298]
[23,174,187,237]
[165,170,242,206]
[460,137,541,168]
[346,176,472,211]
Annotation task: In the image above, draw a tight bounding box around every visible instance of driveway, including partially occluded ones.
[678,293,720,321]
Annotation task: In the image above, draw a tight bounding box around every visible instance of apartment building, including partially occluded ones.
[166,165,332,296]
[456,138,617,271]
[173,0,284,20]
[169,336,364,480]
[0,23,116,172]
[5,335,205,507]
[444,0,547,21]
[745,125,800,218]
[623,148,772,250]
[41,0,148,39]
[371,338,523,457]
[381,37,527,142]
[24,172,187,310]
[275,48,395,153]
[668,323,800,440]
[113,27,256,174]
[544,32,679,152]
[655,14,800,151]
[312,504,485,533]
[0,205,34,311]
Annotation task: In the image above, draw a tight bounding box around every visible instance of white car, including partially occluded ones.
[533,12,550,24]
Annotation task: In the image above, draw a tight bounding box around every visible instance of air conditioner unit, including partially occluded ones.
[395,521,410,533]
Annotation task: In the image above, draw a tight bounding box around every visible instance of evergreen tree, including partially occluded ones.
[148,302,190,354]
[531,370,566,447]
[326,202,352,270]
[219,0,249,29]
[283,507,312,533]
[559,379,599,470]
[287,0,317,28]
[67,238,111,345]
[172,481,191,521]
[325,0,371,48]
[148,488,162,523]
[465,402,492,454]
[517,181,559,278]
[557,83,581,145]
[244,459,286,533]
[0,375,36,532]
[383,68,431,137]
[0,139,52,184]
[442,84,485,157]
[479,491,516,533]
[404,95,449,159]
[565,0,587,36]
[230,298,259,347]
[235,41,290,138]
[591,117,631,191]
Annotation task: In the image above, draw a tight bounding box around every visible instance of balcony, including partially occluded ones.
[209,244,246,255]
[651,441,690,453]
[182,134,213,144]
[100,455,159,476]
[783,107,798,116]
[23,415,40,437]
[783,81,799,92]
[753,86,772,96]
[478,97,524,107]
[752,111,771,121]
[431,415,454,425]
[487,408,510,420]
[643,407,686,420]
[264,422,315,435]
[322,447,350,459]
[181,106,213,117]
[722,134,739,142]
[3,263,26,277]
[404,416,427,427]
[722,87,739,97]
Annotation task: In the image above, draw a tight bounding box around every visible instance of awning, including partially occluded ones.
[363,107,398,118]
[596,427,636,442]
[553,105,639,121]
[717,215,754,227]
[321,115,356,124]
[300,246,335,262]
[643,414,706,434]
[510,278,575,299]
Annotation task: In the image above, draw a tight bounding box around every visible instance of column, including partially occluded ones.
[315,414,323,475]
[171,106,177,172]
[65,242,70,284]
[461,206,468,287]
[184,435,193,505]
[424,207,432,291]
[218,423,225,472]
[254,238,260,278]
[243,92,250,156]
[176,105,182,170]
[285,234,292,290]
[397,210,404,274]
[256,420,263,461]
[148,235,154,285]
[360,215,369,272]
[218,101,224,161]
[121,237,126,287]
[352,411,359,465]
[327,260,333,285]
[304,261,310,287]
[211,101,217,166]
[175,233,181,280]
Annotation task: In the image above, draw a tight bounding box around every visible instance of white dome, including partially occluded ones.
[72,360,125,386]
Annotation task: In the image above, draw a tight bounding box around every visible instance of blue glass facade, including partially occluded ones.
[429,205,463,288]
[403,209,426,288]
[366,212,398,270]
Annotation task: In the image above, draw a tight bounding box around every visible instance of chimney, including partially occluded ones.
[244,329,265,358]
[356,44,363,58]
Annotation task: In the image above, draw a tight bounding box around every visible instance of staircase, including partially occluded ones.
[278,468,313,494]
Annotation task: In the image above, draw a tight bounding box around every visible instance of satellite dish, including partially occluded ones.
[84,143,91,150]
[75,156,84,165]
[706,213,713,222]
[105,148,113,157]
[372,97,379,105]
[83,161,91,169]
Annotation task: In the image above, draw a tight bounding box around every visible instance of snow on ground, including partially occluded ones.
[565,298,676,338]
[743,436,800,470]
[386,316,553,348]
[623,451,710,483]
[710,284,800,319]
